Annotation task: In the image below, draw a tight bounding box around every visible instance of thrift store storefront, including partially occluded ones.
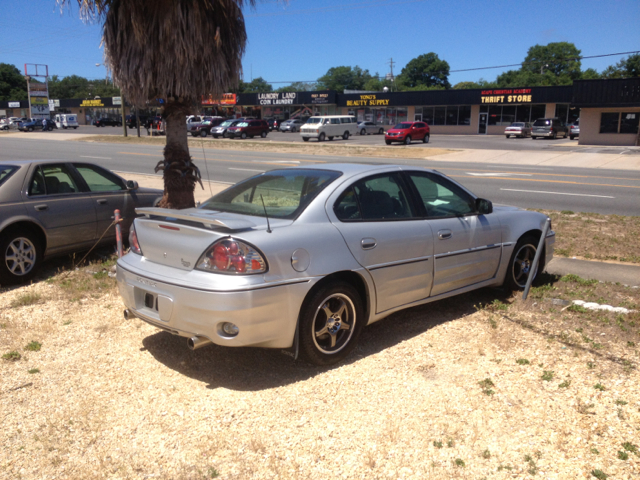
[235,91,337,120]
[338,86,575,135]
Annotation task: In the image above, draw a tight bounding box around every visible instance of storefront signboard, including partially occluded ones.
[310,93,331,104]
[481,89,532,104]
[80,99,105,107]
[202,93,237,105]
[346,94,390,107]
[8,102,20,108]
[112,96,122,105]
[257,92,298,105]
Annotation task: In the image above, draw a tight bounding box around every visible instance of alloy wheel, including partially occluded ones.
[312,293,356,354]
[5,237,36,276]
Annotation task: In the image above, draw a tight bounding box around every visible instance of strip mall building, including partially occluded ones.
[1,78,638,146]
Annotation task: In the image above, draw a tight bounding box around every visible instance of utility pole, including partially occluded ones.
[387,58,396,91]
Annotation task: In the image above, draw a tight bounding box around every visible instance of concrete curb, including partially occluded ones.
[546,257,640,287]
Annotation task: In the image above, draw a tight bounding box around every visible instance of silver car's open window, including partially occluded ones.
[406,172,476,218]
[200,169,342,220]
[28,164,81,196]
[74,163,126,192]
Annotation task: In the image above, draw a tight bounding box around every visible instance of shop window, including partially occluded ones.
[386,108,397,126]
[501,106,515,125]
[479,105,488,113]
[397,107,408,123]
[515,105,531,123]
[488,106,500,126]
[620,112,639,134]
[555,104,569,124]
[458,106,471,125]
[445,107,458,125]
[600,113,620,133]
[433,107,446,125]
[422,107,434,125]
[568,107,580,125]
[530,104,546,122]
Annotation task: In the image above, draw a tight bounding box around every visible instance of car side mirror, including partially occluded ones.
[126,180,139,191]
[476,198,493,215]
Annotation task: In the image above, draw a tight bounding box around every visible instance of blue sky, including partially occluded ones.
[1,0,638,88]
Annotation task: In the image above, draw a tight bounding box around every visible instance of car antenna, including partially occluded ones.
[260,194,272,233]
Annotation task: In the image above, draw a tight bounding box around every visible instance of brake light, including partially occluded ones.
[128,223,142,255]
[196,238,267,275]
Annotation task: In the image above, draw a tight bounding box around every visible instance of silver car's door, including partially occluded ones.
[331,172,433,314]
[22,163,97,253]
[73,163,129,241]
[405,171,502,296]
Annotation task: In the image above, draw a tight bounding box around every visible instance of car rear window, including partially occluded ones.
[200,169,342,220]
[0,165,18,187]
[533,119,551,126]
[511,122,525,127]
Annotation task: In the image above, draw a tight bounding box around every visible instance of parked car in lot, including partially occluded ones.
[279,119,304,132]
[531,118,568,139]
[299,115,358,142]
[211,119,241,138]
[94,117,122,127]
[117,163,554,365]
[0,160,163,285]
[358,121,385,135]
[266,118,281,131]
[189,117,226,137]
[569,119,580,140]
[504,122,532,138]
[19,119,54,132]
[385,121,430,145]
[227,119,269,139]
[54,114,79,129]
[126,114,152,129]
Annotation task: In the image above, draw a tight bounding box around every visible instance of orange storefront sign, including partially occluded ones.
[202,93,236,105]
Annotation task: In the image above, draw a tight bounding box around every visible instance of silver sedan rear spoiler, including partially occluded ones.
[135,207,257,230]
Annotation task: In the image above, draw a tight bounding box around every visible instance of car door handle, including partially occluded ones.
[361,238,377,250]
[97,199,107,205]
[34,204,48,211]
[438,229,452,240]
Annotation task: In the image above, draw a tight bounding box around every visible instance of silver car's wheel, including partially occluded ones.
[299,282,364,365]
[360,128,366,135]
[343,131,349,140]
[378,128,384,135]
[505,235,540,291]
[0,230,41,284]
[200,130,207,137]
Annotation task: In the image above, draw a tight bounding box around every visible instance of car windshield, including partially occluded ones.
[200,169,342,220]
[0,165,18,187]
[533,119,551,126]
[236,122,249,127]
[394,123,413,129]
[220,121,234,127]
[306,118,322,124]
[511,122,525,127]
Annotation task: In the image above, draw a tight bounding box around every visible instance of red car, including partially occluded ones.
[226,119,269,139]
[385,121,430,145]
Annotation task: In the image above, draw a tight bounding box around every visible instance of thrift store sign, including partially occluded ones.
[481,89,532,104]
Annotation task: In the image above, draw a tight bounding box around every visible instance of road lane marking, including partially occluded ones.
[229,168,265,172]
[500,188,614,198]
[80,155,111,159]
[466,172,532,177]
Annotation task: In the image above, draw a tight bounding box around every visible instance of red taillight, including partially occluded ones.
[197,238,267,275]
[128,224,142,255]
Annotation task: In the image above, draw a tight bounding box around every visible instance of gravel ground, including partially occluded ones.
[1,267,639,480]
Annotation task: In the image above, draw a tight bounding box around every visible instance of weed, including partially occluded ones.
[617,451,629,460]
[488,318,497,329]
[28,368,40,374]
[447,439,455,448]
[207,467,220,478]
[568,304,589,313]
[490,299,508,311]
[497,464,513,471]
[63,320,72,326]
[575,327,583,333]
[2,351,21,361]
[433,440,443,449]
[555,248,571,256]
[615,400,628,406]
[11,292,42,308]
[628,341,636,347]
[93,271,108,280]
[561,210,574,215]
[516,358,530,365]
[541,370,554,381]
[591,469,607,479]
[25,341,42,352]
[622,442,638,454]
[558,380,571,388]
[594,383,605,391]
[482,449,491,459]
[478,378,495,396]
[591,447,599,454]
[454,458,465,467]
[490,358,502,363]
[587,362,596,369]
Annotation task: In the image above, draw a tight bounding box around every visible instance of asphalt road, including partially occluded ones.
[1,136,639,216]
[27,125,640,154]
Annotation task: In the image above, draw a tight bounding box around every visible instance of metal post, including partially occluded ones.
[121,94,127,137]
[114,209,123,257]
[135,107,140,137]
[522,218,550,300]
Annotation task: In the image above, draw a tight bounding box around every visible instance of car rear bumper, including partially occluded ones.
[532,131,556,137]
[116,261,315,349]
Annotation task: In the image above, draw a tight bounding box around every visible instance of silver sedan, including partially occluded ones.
[358,121,385,135]
[117,164,554,365]
[0,160,162,285]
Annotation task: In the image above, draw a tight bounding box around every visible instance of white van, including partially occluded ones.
[55,114,79,129]
[300,115,358,142]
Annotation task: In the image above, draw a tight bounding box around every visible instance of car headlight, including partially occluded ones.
[196,238,267,274]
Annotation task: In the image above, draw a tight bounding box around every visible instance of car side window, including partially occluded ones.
[28,167,46,196]
[74,164,125,192]
[33,164,80,195]
[407,173,475,218]
[331,118,341,125]
[335,173,414,221]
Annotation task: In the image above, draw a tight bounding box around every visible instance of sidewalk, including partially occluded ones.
[546,257,640,287]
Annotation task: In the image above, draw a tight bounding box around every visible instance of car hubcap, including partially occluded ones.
[313,294,356,354]
[6,237,36,276]
[513,244,536,287]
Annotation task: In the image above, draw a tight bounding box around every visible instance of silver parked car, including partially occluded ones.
[0,160,163,285]
[504,122,532,138]
[117,164,554,365]
[358,121,385,135]
[569,119,580,140]
[279,119,304,132]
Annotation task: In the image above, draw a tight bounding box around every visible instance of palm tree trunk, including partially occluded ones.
[155,101,201,209]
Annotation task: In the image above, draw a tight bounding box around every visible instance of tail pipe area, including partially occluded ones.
[188,336,213,351]
[123,309,135,320]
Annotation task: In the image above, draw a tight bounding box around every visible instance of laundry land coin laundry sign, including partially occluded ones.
[257,92,298,105]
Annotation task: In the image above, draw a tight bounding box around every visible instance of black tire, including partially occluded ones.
[563,131,568,138]
[378,128,384,135]
[385,139,392,145]
[504,235,541,291]
[299,282,364,366]
[291,127,296,133]
[570,135,575,140]
[302,137,309,142]
[73,127,77,129]
[29,127,34,132]
[191,133,198,137]
[505,135,510,138]
[318,132,325,142]
[552,131,557,140]
[328,136,334,141]
[223,131,229,138]
[241,132,247,139]
[343,131,349,140]
[63,126,67,130]
[423,133,430,143]
[404,135,411,145]
[532,136,537,140]
[200,130,207,137]
[0,228,42,285]
[261,131,267,138]
[360,128,366,136]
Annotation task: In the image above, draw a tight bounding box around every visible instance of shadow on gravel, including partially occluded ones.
[141,286,516,391]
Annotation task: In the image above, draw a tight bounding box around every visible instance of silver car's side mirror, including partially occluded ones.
[126,180,139,190]
[476,198,493,215]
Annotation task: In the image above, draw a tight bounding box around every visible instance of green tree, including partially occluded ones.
[602,54,640,79]
[580,68,601,80]
[522,42,582,80]
[60,0,253,209]
[276,81,316,93]
[239,77,273,93]
[397,53,450,89]
[453,79,496,89]
[0,63,28,101]
[316,66,374,91]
